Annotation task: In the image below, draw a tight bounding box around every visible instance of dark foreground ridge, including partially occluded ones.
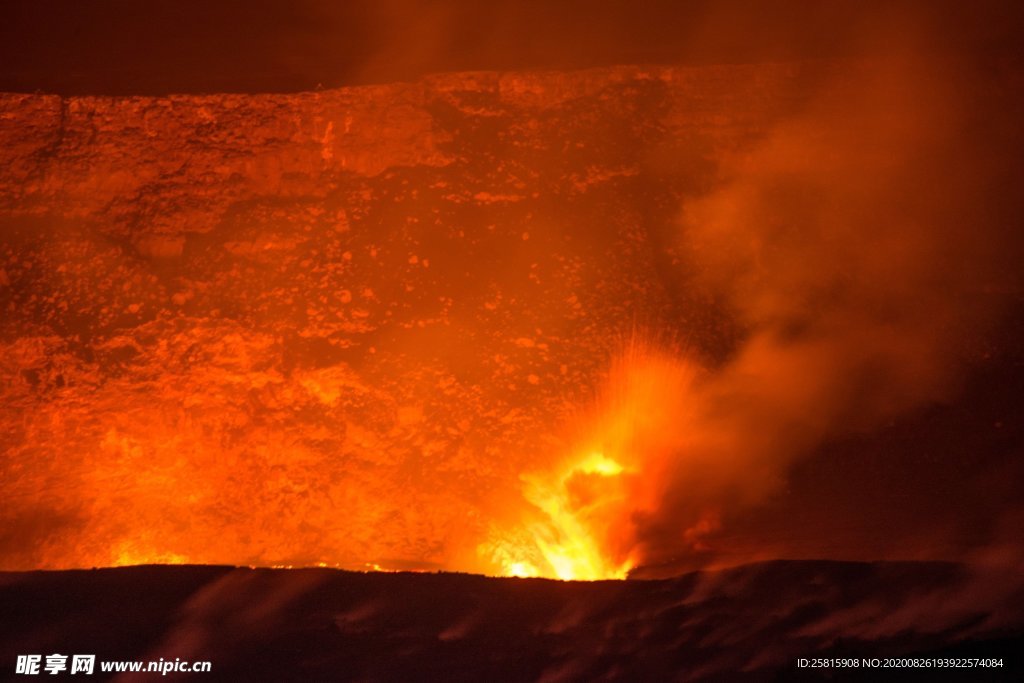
[1,560,1021,681]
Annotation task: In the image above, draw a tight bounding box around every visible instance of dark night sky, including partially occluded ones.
[1,0,1023,94]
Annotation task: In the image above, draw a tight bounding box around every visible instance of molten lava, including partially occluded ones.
[479,348,703,580]
[495,452,635,581]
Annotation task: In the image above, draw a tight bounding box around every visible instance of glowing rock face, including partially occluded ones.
[0,64,812,572]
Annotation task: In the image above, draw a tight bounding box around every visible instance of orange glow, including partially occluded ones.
[524,452,632,580]
[112,545,188,568]
[487,451,635,581]
[2,53,1020,581]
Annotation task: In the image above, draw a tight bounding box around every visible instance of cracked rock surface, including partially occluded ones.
[1,62,821,569]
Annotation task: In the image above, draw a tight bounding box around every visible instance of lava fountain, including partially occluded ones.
[479,347,704,580]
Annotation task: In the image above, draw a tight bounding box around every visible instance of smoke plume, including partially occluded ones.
[561,54,1024,571]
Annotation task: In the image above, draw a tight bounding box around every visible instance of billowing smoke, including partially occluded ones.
[548,53,1024,572]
